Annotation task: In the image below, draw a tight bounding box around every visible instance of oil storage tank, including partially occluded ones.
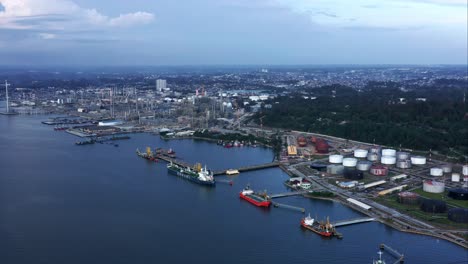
[448,188,468,200]
[315,139,329,154]
[343,158,358,167]
[367,152,380,162]
[420,199,447,213]
[396,152,410,160]
[327,165,344,175]
[411,156,427,165]
[356,161,372,171]
[354,149,368,158]
[344,168,364,180]
[396,159,412,169]
[441,165,452,174]
[381,155,396,165]
[329,155,343,164]
[423,180,445,193]
[430,167,443,177]
[370,165,388,176]
[398,192,420,205]
[382,149,396,157]
[451,173,461,182]
[448,208,468,223]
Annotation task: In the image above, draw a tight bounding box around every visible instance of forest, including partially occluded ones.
[257,81,467,161]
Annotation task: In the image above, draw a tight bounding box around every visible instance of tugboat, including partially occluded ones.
[239,185,271,207]
[301,214,340,238]
[167,162,215,186]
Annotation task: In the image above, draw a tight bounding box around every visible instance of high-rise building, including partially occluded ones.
[156,79,166,92]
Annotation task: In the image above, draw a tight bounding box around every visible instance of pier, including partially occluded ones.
[269,190,313,199]
[213,162,280,176]
[332,217,375,227]
[272,202,305,213]
[379,244,404,263]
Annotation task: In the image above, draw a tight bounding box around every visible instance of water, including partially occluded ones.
[0,116,466,264]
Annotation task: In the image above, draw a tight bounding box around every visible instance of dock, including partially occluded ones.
[332,217,375,227]
[213,162,280,176]
[379,244,404,263]
[269,190,313,199]
[272,202,305,213]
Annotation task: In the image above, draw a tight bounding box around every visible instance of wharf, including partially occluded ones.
[332,217,375,227]
[269,190,313,199]
[379,244,405,263]
[213,162,280,176]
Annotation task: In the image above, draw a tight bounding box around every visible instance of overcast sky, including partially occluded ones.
[0,0,466,66]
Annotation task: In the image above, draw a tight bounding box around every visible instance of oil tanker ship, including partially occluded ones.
[167,162,215,186]
[300,214,341,238]
[239,186,271,207]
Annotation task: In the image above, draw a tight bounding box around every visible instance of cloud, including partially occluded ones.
[0,0,155,30]
[405,0,467,6]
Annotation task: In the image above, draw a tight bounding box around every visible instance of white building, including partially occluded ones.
[156,79,167,92]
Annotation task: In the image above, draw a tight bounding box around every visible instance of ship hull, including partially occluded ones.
[167,167,215,186]
[300,220,332,237]
[239,192,271,207]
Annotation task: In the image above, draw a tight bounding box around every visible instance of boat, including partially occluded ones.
[373,251,386,264]
[167,148,175,155]
[226,169,240,175]
[167,162,215,186]
[300,214,339,238]
[239,186,271,207]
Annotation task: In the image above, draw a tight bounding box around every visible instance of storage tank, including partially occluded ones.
[441,164,452,174]
[396,159,412,169]
[370,165,388,176]
[430,167,443,177]
[398,192,420,205]
[329,155,343,164]
[382,149,396,157]
[423,180,445,193]
[315,139,329,154]
[327,165,344,175]
[448,208,468,223]
[343,158,358,167]
[343,168,364,180]
[367,152,380,162]
[369,147,381,154]
[297,136,307,147]
[411,156,427,165]
[420,198,447,213]
[381,155,396,165]
[463,165,468,176]
[356,161,372,171]
[310,163,327,171]
[396,152,410,160]
[354,149,368,158]
[448,188,468,200]
[452,173,461,182]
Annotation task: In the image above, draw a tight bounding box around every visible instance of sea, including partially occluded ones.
[0,115,466,264]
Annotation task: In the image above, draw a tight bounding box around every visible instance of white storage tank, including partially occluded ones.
[430,167,443,177]
[396,159,412,169]
[441,165,452,174]
[329,155,344,164]
[382,149,396,157]
[411,156,427,165]
[369,147,381,154]
[396,151,410,160]
[452,173,460,182]
[343,158,358,167]
[381,155,396,165]
[356,161,372,171]
[423,180,445,193]
[463,165,468,176]
[354,149,368,158]
[367,152,380,162]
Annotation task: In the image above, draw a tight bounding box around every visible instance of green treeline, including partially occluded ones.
[258,82,468,161]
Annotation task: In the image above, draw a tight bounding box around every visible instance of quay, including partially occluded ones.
[332,217,375,227]
[269,190,313,199]
[379,244,404,263]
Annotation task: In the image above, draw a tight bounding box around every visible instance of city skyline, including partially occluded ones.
[0,0,467,66]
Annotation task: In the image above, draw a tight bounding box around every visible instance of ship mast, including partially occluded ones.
[5,80,10,113]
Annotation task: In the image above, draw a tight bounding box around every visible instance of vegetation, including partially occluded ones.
[412,188,468,208]
[257,82,468,162]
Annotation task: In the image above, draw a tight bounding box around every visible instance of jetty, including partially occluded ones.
[269,190,312,199]
[379,244,405,263]
[213,162,280,176]
[332,217,375,227]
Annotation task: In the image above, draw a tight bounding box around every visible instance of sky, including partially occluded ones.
[0,0,466,66]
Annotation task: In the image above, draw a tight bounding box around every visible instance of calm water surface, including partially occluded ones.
[0,116,466,264]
